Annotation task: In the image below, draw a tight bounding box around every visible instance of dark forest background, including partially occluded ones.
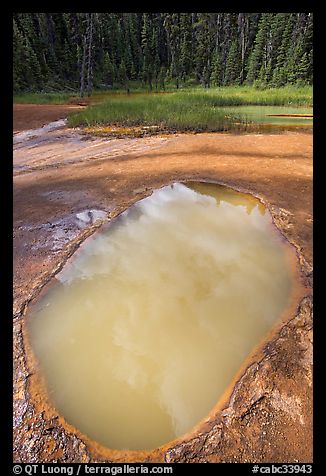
[13,13,313,94]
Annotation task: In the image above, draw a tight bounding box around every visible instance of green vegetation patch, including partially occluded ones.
[179,85,312,106]
[13,92,78,104]
[67,86,312,132]
[68,93,246,132]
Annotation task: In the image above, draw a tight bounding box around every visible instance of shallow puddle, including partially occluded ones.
[27,182,296,451]
[226,105,313,127]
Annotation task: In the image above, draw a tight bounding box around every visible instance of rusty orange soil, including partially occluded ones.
[13,103,86,132]
[13,104,312,463]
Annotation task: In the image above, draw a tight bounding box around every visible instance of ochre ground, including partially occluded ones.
[13,104,313,463]
[13,104,86,132]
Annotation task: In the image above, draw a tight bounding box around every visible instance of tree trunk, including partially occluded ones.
[238,13,246,83]
[80,34,86,97]
[80,13,94,98]
[86,13,93,97]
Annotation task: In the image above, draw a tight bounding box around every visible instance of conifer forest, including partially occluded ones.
[13,13,313,94]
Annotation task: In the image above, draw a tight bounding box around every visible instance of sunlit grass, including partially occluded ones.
[67,86,312,132]
[67,93,249,132]
[177,85,312,106]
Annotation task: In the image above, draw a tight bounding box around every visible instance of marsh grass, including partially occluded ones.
[13,92,78,104]
[68,86,312,132]
[14,85,312,105]
[68,93,252,132]
[178,86,312,106]
[14,85,312,133]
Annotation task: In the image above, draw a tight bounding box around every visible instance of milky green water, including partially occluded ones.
[227,105,312,126]
[27,182,294,451]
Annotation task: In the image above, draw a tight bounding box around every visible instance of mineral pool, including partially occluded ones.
[27,182,295,451]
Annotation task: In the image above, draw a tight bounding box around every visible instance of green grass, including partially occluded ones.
[67,93,250,132]
[14,84,312,106]
[13,92,78,104]
[176,85,312,106]
[92,86,312,106]
[67,86,312,133]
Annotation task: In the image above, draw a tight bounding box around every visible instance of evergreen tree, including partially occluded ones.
[13,12,313,92]
[163,13,181,88]
[158,66,166,90]
[79,13,94,97]
[13,18,26,92]
[271,14,295,86]
[102,51,115,87]
[128,13,142,77]
[211,49,222,86]
[118,59,129,92]
[296,52,310,83]
[151,22,161,89]
[179,13,192,82]
[224,40,241,85]
[141,13,153,89]
[193,13,216,86]
[246,13,271,84]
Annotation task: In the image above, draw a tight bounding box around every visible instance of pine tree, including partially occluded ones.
[163,13,181,88]
[296,52,310,83]
[179,13,192,82]
[193,13,216,86]
[141,14,153,89]
[246,13,271,84]
[102,52,115,87]
[78,13,95,97]
[128,13,142,78]
[158,66,166,90]
[130,61,137,81]
[286,35,311,85]
[211,49,222,86]
[24,37,43,90]
[13,12,313,91]
[271,14,295,87]
[118,59,129,92]
[224,40,241,85]
[151,23,161,90]
[13,19,25,92]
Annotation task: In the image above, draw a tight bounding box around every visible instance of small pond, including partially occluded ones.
[227,105,312,127]
[27,182,296,451]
